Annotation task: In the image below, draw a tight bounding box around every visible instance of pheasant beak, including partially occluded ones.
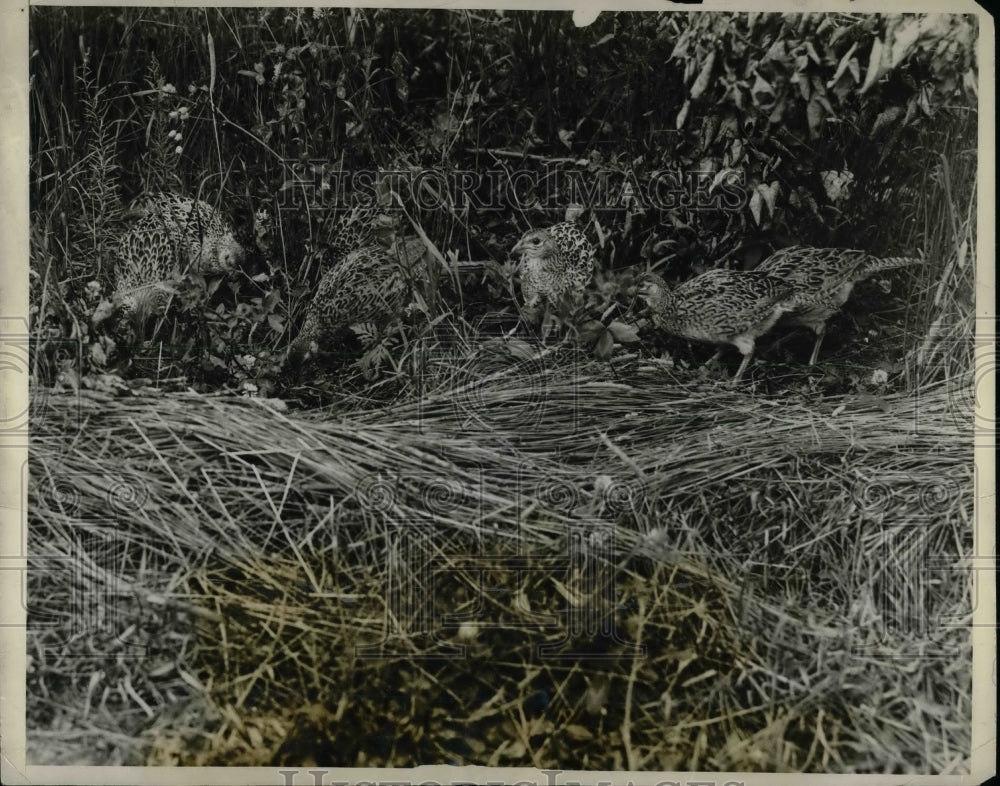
[511,232,545,257]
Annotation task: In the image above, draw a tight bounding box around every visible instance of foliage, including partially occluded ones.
[28,8,977,391]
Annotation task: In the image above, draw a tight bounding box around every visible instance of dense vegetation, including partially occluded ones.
[27,8,979,773]
[29,8,976,394]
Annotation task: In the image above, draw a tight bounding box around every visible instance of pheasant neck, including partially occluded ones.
[652,285,676,312]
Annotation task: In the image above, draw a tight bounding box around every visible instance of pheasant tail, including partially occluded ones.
[862,255,922,275]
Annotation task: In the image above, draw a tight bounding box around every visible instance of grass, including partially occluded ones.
[27,344,974,770]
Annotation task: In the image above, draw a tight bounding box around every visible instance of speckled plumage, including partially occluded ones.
[325,203,383,263]
[93,194,245,332]
[756,246,920,365]
[288,237,429,363]
[123,193,245,275]
[639,269,794,382]
[511,222,596,309]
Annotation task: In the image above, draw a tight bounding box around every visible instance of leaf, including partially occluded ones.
[750,72,774,106]
[806,95,825,138]
[607,321,640,343]
[557,128,575,149]
[563,724,595,742]
[795,72,811,101]
[767,98,786,124]
[262,289,281,311]
[804,40,823,65]
[690,50,716,98]
[727,138,744,166]
[709,167,739,194]
[860,37,885,94]
[847,57,861,83]
[920,84,940,115]
[355,323,383,345]
[700,113,720,147]
[675,99,690,130]
[962,68,977,98]
[89,341,107,366]
[577,319,606,345]
[669,30,690,61]
[732,83,744,110]
[827,42,859,87]
[757,182,778,216]
[956,240,969,269]
[266,314,285,333]
[886,17,922,70]
[506,339,534,360]
[821,170,853,203]
[763,39,786,62]
[749,189,763,226]
[411,289,429,314]
[594,329,614,361]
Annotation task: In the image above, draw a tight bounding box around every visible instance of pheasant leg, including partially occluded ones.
[807,323,827,366]
[731,348,753,384]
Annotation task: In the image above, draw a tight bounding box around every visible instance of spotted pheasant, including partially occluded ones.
[122,192,246,273]
[286,237,429,365]
[638,269,794,382]
[756,246,921,365]
[511,221,597,310]
[324,202,385,264]
[93,194,246,333]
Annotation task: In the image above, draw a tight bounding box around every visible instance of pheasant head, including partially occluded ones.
[636,272,672,307]
[511,228,561,262]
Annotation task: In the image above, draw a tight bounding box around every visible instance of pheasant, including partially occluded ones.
[511,221,597,310]
[286,237,429,366]
[92,194,246,334]
[324,201,385,264]
[638,268,794,383]
[756,246,921,366]
[121,192,246,273]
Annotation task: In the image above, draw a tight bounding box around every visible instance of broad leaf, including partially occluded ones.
[690,50,716,98]
[608,321,640,343]
[594,329,615,360]
[860,37,885,94]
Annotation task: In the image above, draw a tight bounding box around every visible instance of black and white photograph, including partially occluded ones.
[0,2,994,782]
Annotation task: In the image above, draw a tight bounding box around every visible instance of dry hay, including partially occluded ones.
[27,354,973,771]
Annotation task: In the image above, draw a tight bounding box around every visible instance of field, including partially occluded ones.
[22,6,981,774]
